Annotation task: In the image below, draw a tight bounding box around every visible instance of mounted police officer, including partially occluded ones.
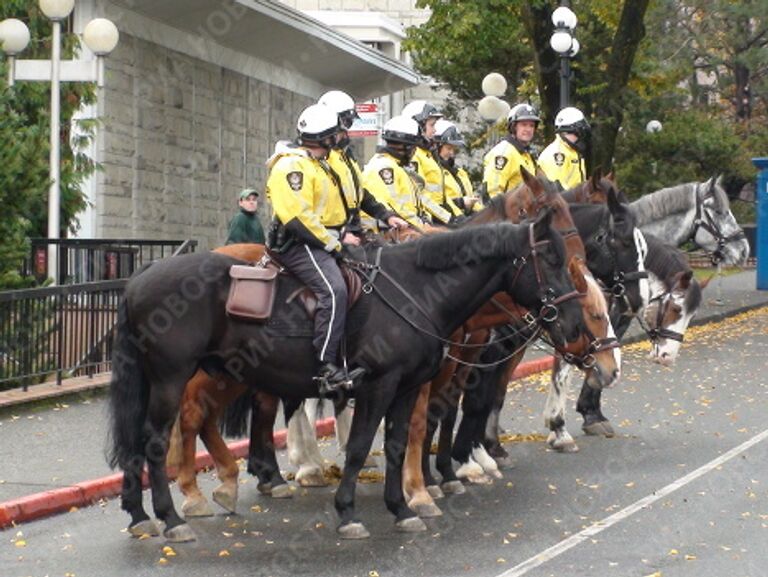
[362,115,428,228]
[400,100,462,224]
[483,103,540,199]
[265,103,358,397]
[317,90,408,237]
[433,119,480,216]
[538,106,590,189]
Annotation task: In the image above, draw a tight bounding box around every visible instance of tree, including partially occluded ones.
[0,0,96,288]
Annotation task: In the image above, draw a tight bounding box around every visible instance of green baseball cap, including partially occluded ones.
[239,188,259,200]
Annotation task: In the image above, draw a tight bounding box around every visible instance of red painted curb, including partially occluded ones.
[0,357,551,529]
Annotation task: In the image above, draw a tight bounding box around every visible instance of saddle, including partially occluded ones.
[225,252,363,322]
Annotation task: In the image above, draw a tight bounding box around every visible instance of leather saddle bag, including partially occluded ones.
[226,263,280,322]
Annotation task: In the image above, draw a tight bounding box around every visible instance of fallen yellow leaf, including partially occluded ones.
[14,540,26,548]
[162,546,176,557]
[218,550,230,557]
[369,571,379,577]
[157,558,168,565]
[669,549,679,556]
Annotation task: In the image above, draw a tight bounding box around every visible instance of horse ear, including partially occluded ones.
[674,270,693,290]
[521,166,543,195]
[568,256,589,294]
[591,166,603,191]
[606,185,621,213]
[532,205,554,238]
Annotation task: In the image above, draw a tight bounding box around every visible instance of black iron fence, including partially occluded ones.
[0,280,125,391]
[3,239,198,391]
[22,238,198,285]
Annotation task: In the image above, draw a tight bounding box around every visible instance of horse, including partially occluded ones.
[107,213,592,542]
[630,176,749,266]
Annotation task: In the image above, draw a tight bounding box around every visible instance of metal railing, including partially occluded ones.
[4,237,199,391]
[22,238,198,285]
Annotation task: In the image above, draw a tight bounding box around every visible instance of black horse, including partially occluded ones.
[107,214,591,541]
[446,199,649,477]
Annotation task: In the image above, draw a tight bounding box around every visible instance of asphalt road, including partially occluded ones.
[2,308,767,577]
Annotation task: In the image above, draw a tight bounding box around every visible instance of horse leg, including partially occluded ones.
[144,377,196,542]
[288,401,328,488]
[403,382,442,518]
[544,358,579,452]
[249,392,291,498]
[483,350,525,466]
[384,385,427,533]
[577,383,614,437]
[335,376,398,539]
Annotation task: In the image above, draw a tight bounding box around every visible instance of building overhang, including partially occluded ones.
[104,0,419,99]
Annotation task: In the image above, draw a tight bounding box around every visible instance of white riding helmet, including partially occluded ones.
[434,119,466,147]
[318,90,359,129]
[401,100,444,125]
[554,107,590,135]
[296,103,340,143]
[382,115,421,145]
[508,103,541,125]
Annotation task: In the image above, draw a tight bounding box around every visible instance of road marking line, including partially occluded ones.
[496,428,768,577]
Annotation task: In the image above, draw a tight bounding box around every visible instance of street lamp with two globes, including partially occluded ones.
[549,4,579,110]
[479,72,510,146]
[0,0,119,283]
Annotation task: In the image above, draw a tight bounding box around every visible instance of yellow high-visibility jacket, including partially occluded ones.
[410,146,460,223]
[482,139,537,198]
[441,165,482,213]
[266,147,345,253]
[363,152,428,229]
[538,134,586,190]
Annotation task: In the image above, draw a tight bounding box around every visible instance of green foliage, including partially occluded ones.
[0,1,97,289]
[614,109,755,199]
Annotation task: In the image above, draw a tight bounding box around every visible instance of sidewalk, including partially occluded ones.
[1,270,766,528]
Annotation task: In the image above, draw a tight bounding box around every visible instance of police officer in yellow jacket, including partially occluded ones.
[538,107,590,190]
[400,100,462,224]
[317,90,408,237]
[266,104,357,396]
[482,103,540,199]
[363,116,428,229]
[433,119,480,216]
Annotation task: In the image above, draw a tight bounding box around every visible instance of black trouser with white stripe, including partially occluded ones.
[278,243,347,364]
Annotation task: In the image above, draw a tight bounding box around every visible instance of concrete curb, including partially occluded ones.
[0,356,555,530]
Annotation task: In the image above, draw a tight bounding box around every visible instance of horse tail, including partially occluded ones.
[107,298,149,470]
[220,389,252,438]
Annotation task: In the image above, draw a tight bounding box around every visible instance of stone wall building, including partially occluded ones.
[72,0,417,248]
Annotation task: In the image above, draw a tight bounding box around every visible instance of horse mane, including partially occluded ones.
[630,183,696,227]
[414,222,531,270]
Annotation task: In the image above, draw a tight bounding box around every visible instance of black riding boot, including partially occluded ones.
[314,362,366,399]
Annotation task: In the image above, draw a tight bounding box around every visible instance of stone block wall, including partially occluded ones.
[98,33,311,249]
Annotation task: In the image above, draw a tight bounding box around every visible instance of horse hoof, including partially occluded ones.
[548,440,580,453]
[440,480,466,495]
[426,485,445,499]
[270,484,294,499]
[395,516,427,533]
[164,523,197,543]
[487,468,503,479]
[583,421,614,437]
[182,496,214,518]
[257,483,272,495]
[212,485,238,513]
[412,502,443,518]
[296,469,327,487]
[494,455,515,469]
[466,474,493,485]
[337,522,370,540]
[128,519,160,538]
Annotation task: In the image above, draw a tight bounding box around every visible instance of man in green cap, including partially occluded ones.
[226,188,266,244]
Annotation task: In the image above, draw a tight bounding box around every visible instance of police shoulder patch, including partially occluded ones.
[286,171,303,191]
[553,152,565,167]
[379,168,395,185]
[495,156,508,170]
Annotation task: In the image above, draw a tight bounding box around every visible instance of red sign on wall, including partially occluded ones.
[349,102,379,138]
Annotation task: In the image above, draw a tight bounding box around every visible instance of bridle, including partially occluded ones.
[636,288,685,344]
[690,182,746,265]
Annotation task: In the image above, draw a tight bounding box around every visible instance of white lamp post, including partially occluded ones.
[480,73,510,146]
[0,1,118,284]
[549,4,579,110]
[646,119,662,133]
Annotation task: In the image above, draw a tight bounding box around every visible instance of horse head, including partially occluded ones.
[603,189,650,314]
[693,176,750,265]
[643,269,702,366]
[557,256,622,389]
[505,209,587,350]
